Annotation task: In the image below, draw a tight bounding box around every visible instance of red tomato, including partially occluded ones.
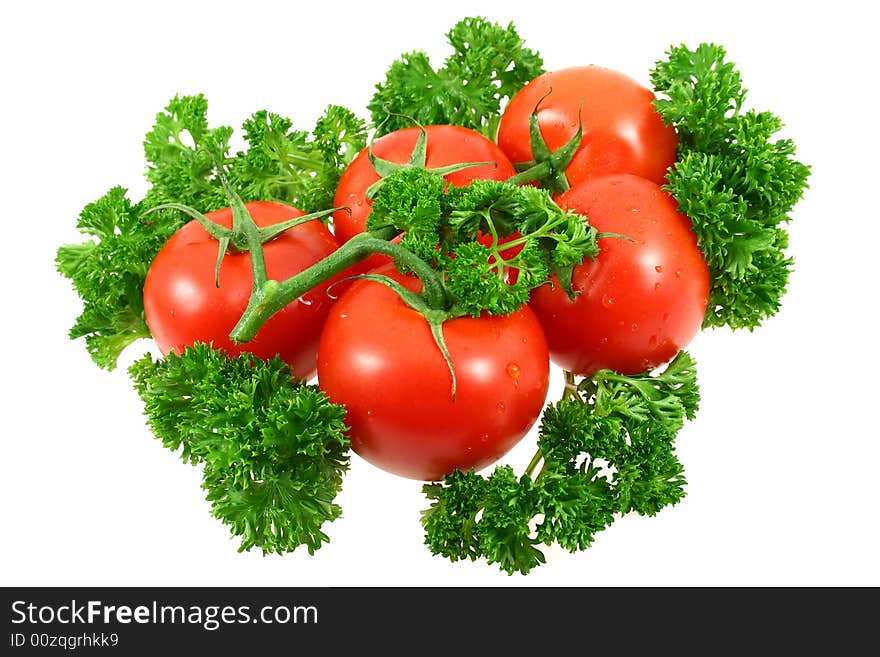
[332,125,516,270]
[144,201,345,379]
[497,66,678,188]
[529,175,709,376]
[317,266,549,481]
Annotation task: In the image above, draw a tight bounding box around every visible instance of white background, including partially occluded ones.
[2,0,877,587]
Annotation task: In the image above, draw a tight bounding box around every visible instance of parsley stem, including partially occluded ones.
[524,370,580,480]
[562,370,579,401]
[486,211,569,253]
[525,370,579,481]
[524,449,543,479]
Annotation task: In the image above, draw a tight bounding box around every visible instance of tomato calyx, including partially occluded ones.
[145,198,340,288]
[365,119,496,199]
[506,93,584,195]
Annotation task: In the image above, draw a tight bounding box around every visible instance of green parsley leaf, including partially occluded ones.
[142,94,234,212]
[591,351,701,435]
[230,105,367,212]
[651,44,810,329]
[369,17,544,139]
[365,168,598,317]
[129,344,350,555]
[422,469,486,562]
[535,469,616,552]
[144,96,366,214]
[476,466,545,575]
[56,187,183,369]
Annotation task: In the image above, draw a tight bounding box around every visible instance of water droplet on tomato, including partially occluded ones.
[481,433,491,442]
[339,313,348,319]
[599,336,608,345]
[506,363,521,379]
[601,295,614,308]
[663,312,671,322]
[655,265,663,273]
[675,269,682,277]
[648,335,658,349]
[298,297,313,307]
[654,282,662,292]
[496,403,506,414]
[631,322,639,332]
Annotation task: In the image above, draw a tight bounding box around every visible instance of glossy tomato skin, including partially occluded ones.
[529,175,709,376]
[317,267,549,481]
[332,125,516,270]
[497,66,678,188]
[144,201,345,380]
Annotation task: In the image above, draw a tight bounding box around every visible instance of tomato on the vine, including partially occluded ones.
[332,125,515,269]
[144,201,346,379]
[317,266,549,481]
[529,175,709,376]
[497,66,678,189]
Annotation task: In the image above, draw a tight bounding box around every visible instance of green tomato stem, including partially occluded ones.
[506,161,552,187]
[229,229,449,343]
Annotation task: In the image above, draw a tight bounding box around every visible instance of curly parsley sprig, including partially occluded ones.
[651,43,810,329]
[365,168,599,316]
[369,16,544,139]
[422,352,699,575]
[130,344,350,555]
[229,105,367,212]
[55,188,182,369]
[144,94,366,214]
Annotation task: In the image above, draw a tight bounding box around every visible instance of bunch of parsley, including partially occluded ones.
[364,166,598,317]
[57,95,366,371]
[652,44,810,329]
[131,345,350,554]
[369,17,543,139]
[422,353,699,574]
